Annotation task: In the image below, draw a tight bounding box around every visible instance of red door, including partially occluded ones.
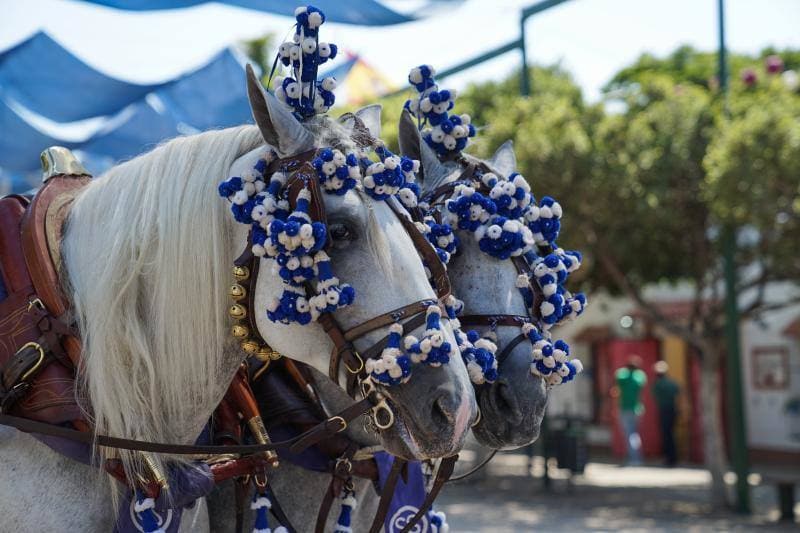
[604,339,661,458]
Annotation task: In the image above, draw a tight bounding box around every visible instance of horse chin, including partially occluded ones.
[377,397,470,461]
[471,379,547,450]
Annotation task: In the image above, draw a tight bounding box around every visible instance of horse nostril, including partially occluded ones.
[430,390,458,429]
[490,381,523,425]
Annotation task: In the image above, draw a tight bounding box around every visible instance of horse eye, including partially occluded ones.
[329,222,356,245]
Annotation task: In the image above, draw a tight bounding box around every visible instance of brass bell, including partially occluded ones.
[269,351,282,361]
[240,339,260,354]
[231,324,250,339]
[229,283,246,301]
[229,304,247,320]
[232,266,250,281]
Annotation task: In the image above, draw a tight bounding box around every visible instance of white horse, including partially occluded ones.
[398,111,549,450]
[206,110,553,533]
[0,72,476,531]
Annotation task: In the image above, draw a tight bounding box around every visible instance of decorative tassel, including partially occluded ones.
[134,490,166,533]
[333,490,358,533]
[251,489,288,533]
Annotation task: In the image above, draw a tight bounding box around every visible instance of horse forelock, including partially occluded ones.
[62,125,264,485]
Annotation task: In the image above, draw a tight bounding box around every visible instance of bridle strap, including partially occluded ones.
[387,201,451,300]
[447,449,497,483]
[368,457,407,533]
[398,454,458,533]
[314,441,359,533]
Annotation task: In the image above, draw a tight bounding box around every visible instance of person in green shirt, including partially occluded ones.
[652,360,680,466]
[613,355,647,465]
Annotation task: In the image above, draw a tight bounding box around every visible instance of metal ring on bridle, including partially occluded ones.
[371,400,395,430]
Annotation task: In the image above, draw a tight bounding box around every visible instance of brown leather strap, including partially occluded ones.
[288,395,375,455]
[315,442,358,533]
[399,455,458,533]
[458,314,530,329]
[387,201,451,300]
[369,457,407,533]
[343,298,438,343]
[0,411,360,456]
[234,479,248,533]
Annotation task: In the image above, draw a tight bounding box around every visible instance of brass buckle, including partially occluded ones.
[17,342,45,382]
[344,350,365,374]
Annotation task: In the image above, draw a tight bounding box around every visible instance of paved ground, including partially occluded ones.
[435,452,799,532]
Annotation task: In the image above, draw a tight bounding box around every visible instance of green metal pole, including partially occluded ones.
[520,15,530,96]
[717,0,750,514]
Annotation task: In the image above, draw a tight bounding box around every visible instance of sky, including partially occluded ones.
[1,0,800,106]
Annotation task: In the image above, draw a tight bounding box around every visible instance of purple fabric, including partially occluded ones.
[115,463,215,532]
[33,433,93,464]
[374,452,428,533]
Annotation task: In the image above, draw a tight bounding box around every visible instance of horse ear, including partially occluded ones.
[354,104,382,139]
[419,131,448,185]
[489,140,517,176]
[245,64,315,157]
[398,108,422,162]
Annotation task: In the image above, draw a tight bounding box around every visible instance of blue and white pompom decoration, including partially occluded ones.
[218,151,278,225]
[362,146,420,201]
[531,251,587,326]
[333,489,357,533]
[407,64,437,92]
[313,148,360,195]
[405,65,476,156]
[134,491,165,533]
[274,5,338,117]
[266,188,327,259]
[484,172,532,220]
[474,216,534,260]
[417,216,458,265]
[457,329,499,385]
[366,323,412,386]
[251,490,288,533]
[267,285,312,325]
[445,185,496,232]
[309,251,355,320]
[404,306,454,367]
[523,323,582,387]
[524,195,562,247]
[428,509,450,533]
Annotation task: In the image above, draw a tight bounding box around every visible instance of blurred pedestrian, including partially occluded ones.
[652,360,680,466]
[613,355,647,465]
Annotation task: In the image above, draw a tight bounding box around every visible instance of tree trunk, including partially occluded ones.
[698,340,729,509]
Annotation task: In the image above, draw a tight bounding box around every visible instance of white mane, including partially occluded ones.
[62,126,264,476]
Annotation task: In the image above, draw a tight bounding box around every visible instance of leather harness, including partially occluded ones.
[0,142,462,531]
